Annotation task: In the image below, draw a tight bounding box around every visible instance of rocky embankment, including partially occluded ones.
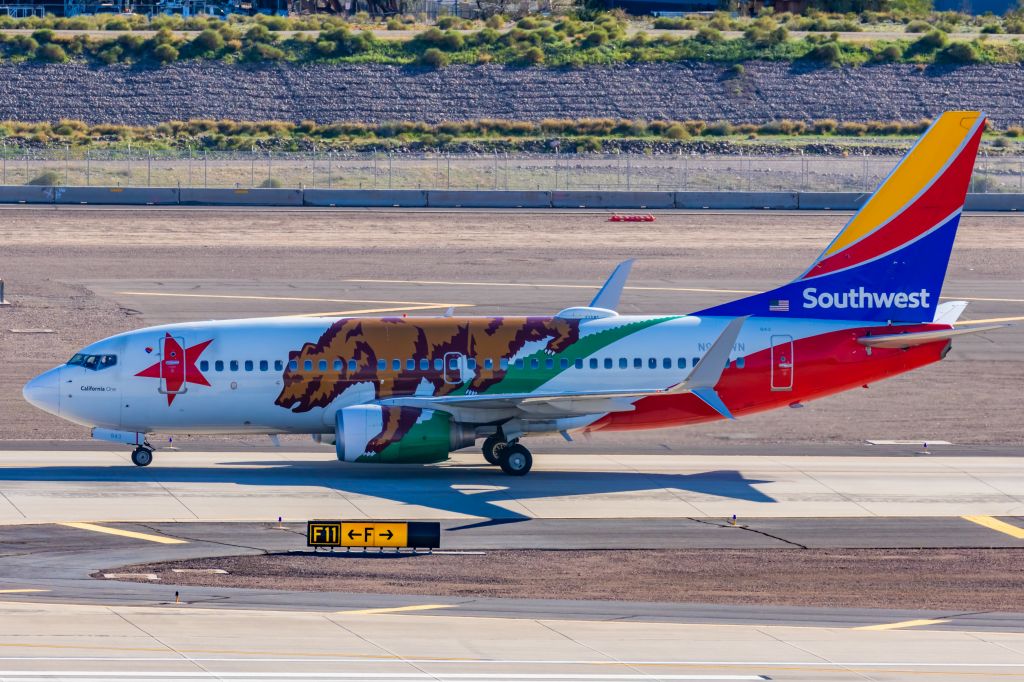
[0,60,1022,125]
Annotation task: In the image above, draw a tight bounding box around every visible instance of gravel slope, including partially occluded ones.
[0,61,1022,125]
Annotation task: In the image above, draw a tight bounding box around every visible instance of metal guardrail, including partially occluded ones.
[2,149,1022,194]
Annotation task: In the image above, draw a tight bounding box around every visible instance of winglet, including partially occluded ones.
[589,259,634,311]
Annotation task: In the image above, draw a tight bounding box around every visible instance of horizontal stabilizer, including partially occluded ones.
[858,324,1009,349]
[691,387,735,420]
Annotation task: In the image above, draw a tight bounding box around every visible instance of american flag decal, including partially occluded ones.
[769,299,790,312]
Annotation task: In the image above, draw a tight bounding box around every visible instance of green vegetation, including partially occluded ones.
[0,11,1021,67]
[0,116,1019,153]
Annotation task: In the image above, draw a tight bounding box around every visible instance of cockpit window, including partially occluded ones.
[67,353,117,371]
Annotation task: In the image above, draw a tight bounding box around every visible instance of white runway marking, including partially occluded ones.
[0,674,767,681]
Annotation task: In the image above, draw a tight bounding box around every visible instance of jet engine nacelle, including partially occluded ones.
[335,405,474,464]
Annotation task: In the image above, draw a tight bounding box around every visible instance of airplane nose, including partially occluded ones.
[23,368,60,416]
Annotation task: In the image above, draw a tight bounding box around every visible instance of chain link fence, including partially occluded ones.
[2,148,1022,193]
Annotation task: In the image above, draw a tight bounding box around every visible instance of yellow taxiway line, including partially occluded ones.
[343,278,1024,304]
[854,618,949,631]
[58,522,188,545]
[962,515,1024,539]
[293,304,473,317]
[0,589,49,594]
[114,291,463,306]
[336,604,457,616]
[955,315,1024,326]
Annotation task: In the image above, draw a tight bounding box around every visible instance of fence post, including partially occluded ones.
[268,151,272,187]
[626,154,631,191]
[373,153,378,189]
[446,155,451,189]
[147,154,152,187]
[203,150,208,188]
[127,142,131,187]
[86,150,90,186]
[64,145,69,186]
[188,149,192,187]
[388,152,393,189]
[311,145,316,189]
[328,152,332,189]
[251,146,255,187]
[2,139,5,185]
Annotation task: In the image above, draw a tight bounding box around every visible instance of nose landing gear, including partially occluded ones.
[130,444,154,467]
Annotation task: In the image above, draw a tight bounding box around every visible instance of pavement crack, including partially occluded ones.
[688,517,809,549]
[133,523,272,554]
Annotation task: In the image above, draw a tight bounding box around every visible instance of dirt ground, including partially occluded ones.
[2,207,1022,446]
[110,548,1024,611]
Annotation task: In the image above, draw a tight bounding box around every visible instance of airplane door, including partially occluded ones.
[443,352,465,385]
[770,335,794,391]
[158,334,189,396]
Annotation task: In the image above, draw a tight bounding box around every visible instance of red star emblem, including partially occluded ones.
[135,334,212,405]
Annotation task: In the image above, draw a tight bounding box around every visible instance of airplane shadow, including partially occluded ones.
[0,460,776,524]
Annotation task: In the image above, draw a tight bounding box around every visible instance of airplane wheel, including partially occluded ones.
[499,443,532,476]
[482,436,506,466]
[131,447,153,467]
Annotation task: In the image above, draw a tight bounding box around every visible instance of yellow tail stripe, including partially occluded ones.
[962,515,1024,539]
[824,111,982,257]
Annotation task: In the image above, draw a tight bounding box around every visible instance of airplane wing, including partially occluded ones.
[380,316,747,420]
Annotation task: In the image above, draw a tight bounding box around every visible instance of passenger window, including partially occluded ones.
[663,358,672,369]
[634,357,642,369]
[530,358,539,370]
[574,358,583,369]
[434,358,443,371]
[648,358,657,369]
[515,359,524,369]
[406,359,415,370]
[603,358,613,369]
[260,360,269,371]
[245,360,254,371]
[275,360,284,371]
[544,358,553,370]
[484,358,494,370]
[500,358,510,370]
[468,358,477,370]
[348,359,357,372]
[449,357,459,370]
[392,359,401,371]
[303,360,311,371]
[215,360,224,372]
[737,357,746,368]
[420,358,429,371]
[200,360,209,372]
[378,359,387,371]
[618,358,627,369]
[230,360,240,372]
[333,360,342,371]
[677,358,686,369]
[692,357,700,367]
[589,358,598,369]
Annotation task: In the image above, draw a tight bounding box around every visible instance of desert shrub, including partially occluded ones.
[877,44,903,61]
[725,63,745,78]
[250,43,285,60]
[485,15,504,29]
[837,121,868,135]
[38,43,66,62]
[904,20,932,32]
[439,31,464,51]
[27,170,62,186]
[653,17,690,29]
[811,41,842,65]
[259,177,283,188]
[980,23,1004,34]
[522,46,544,63]
[152,43,178,63]
[422,47,448,67]
[582,29,608,47]
[812,118,838,133]
[98,46,123,64]
[665,123,688,139]
[386,18,402,30]
[914,29,948,50]
[703,120,733,136]
[694,26,724,44]
[1005,125,1024,137]
[992,136,1012,148]
[437,16,460,29]
[939,41,981,63]
[193,28,225,53]
[517,16,539,29]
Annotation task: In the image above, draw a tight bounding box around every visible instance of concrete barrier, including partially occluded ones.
[965,193,1024,211]
[550,191,676,209]
[303,189,428,207]
[179,187,303,206]
[54,186,180,205]
[427,190,551,208]
[797,192,868,211]
[0,185,55,204]
[674,191,798,210]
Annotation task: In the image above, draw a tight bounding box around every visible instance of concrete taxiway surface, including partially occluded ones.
[0,449,1023,523]
[1,601,1023,682]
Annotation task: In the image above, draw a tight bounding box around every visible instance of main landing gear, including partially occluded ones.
[130,444,154,467]
[482,434,533,476]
